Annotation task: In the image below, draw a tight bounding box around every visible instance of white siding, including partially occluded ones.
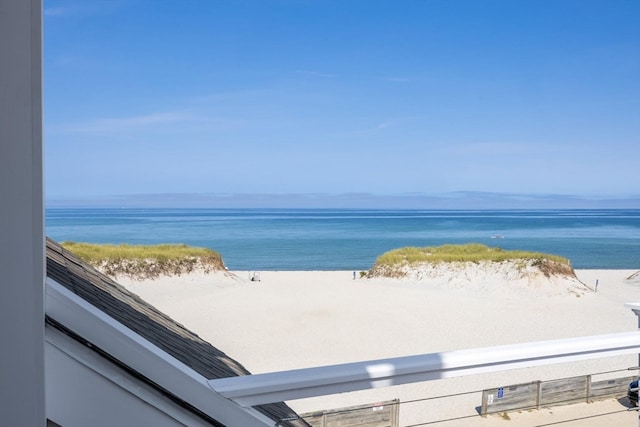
[45,327,211,427]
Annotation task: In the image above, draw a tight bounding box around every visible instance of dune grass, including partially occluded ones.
[62,241,221,263]
[369,244,572,279]
[373,243,570,267]
[61,241,225,279]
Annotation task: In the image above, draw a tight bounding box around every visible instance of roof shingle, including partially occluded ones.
[46,237,309,426]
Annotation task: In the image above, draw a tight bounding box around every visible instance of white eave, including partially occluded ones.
[45,277,275,427]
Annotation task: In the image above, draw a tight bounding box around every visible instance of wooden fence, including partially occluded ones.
[481,375,635,415]
[300,399,399,427]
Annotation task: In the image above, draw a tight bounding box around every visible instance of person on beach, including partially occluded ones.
[353,271,356,280]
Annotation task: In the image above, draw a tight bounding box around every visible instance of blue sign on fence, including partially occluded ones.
[497,387,504,399]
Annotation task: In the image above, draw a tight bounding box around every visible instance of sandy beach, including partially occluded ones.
[118,269,640,426]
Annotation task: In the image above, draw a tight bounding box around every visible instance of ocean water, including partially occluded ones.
[45,208,640,271]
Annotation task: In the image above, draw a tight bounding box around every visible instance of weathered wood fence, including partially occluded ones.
[481,375,635,415]
[300,399,399,427]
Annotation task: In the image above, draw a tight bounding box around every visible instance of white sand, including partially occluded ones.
[118,269,640,426]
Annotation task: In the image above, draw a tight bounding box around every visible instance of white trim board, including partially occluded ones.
[211,330,640,406]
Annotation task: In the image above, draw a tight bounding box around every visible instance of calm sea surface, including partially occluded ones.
[45,209,640,270]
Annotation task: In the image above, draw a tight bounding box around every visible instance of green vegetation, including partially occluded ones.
[369,243,572,278]
[499,412,511,420]
[373,243,569,266]
[62,241,221,263]
[62,241,225,279]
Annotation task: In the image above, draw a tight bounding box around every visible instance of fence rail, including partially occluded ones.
[301,399,399,427]
[481,375,635,415]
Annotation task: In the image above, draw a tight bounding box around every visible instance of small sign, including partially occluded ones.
[372,402,384,411]
[497,387,505,399]
[487,394,494,405]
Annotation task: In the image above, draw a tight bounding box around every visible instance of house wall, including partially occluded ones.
[0,0,45,426]
[45,326,211,427]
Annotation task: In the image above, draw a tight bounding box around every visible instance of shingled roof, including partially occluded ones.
[46,237,309,427]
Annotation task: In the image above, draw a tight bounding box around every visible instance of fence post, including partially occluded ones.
[586,374,591,403]
[624,303,640,427]
[480,390,488,417]
[391,399,400,427]
[536,380,542,410]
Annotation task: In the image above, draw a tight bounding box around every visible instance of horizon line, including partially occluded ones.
[45,191,640,210]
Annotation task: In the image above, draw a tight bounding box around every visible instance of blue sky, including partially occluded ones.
[44,0,639,207]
